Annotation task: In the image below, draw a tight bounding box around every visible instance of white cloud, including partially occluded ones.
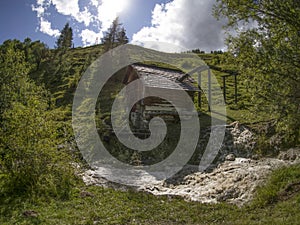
[140,41,187,53]
[51,0,79,15]
[32,5,45,17]
[37,0,47,5]
[80,29,102,46]
[40,18,60,37]
[31,0,51,17]
[90,0,99,7]
[32,0,129,46]
[51,0,93,26]
[132,0,226,52]
[96,0,129,31]
[76,7,94,27]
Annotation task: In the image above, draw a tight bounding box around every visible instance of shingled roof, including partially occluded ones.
[130,64,199,92]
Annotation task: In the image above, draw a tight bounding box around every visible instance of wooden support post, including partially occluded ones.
[222,76,226,104]
[208,69,211,112]
[198,72,202,109]
[234,74,238,104]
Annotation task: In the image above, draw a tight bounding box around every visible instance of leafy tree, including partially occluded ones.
[0,41,74,197]
[56,23,73,49]
[0,40,30,117]
[101,17,129,52]
[214,0,300,147]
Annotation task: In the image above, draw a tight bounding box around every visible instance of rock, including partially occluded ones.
[278,152,288,160]
[251,154,260,160]
[225,154,236,161]
[80,123,300,206]
[269,134,283,151]
[57,144,64,150]
[80,190,94,198]
[217,188,239,201]
[278,148,300,161]
[230,121,241,129]
[82,157,296,206]
[197,121,256,166]
[23,210,38,218]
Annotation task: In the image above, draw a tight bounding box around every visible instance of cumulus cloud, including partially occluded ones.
[32,0,129,46]
[90,0,99,7]
[96,0,129,31]
[40,18,60,37]
[80,29,103,46]
[50,0,93,26]
[31,0,49,18]
[132,0,226,52]
[32,5,45,18]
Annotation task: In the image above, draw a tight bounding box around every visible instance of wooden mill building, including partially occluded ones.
[122,63,201,128]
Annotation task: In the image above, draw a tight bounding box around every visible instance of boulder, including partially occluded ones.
[278,148,300,161]
[225,154,236,161]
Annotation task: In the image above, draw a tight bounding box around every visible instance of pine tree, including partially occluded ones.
[101,17,129,52]
[56,23,73,49]
[117,27,129,45]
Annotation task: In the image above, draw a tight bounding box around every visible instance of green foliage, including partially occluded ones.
[0,40,32,118]
[0,40,74,198]
[56,23,73,49]
[0,33,299,224]
[0,98,74,198]
[23,38,49,72]
[214,0,300,147]
[33,45,103,107]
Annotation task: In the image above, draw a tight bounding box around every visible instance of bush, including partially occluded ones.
[0,95,75,199]
[0,39,75,199]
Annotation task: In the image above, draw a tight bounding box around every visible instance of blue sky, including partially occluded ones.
[0,0,226,51]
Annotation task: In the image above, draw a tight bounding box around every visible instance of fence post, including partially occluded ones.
[198,71,202,109]
[208,69,211,112]
[222,76,226,104]
[234,74,238,104]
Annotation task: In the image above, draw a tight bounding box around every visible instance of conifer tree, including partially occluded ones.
[56,23,73,49]
[101,17,129,52]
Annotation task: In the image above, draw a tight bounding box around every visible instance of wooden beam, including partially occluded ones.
[222,76,226,104]
[208,69,211,112]
[234,74,238,104]
[198,71,202,108]
[179,65,210,82]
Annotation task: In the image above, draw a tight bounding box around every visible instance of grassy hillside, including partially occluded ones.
[34,46,266,123]
[28,44,285,162]
[30,45,104,107]
[1,42,299,224]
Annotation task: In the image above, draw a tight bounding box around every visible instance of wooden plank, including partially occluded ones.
[234,74,238,104]
[198,71,202,108]
[208,69,211,112]
[223,76,226,104]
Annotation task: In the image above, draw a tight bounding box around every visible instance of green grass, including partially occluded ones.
[1,164,300,224]
[32,44,271,128]
[252,164,300,207]
[12,45,299,224]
